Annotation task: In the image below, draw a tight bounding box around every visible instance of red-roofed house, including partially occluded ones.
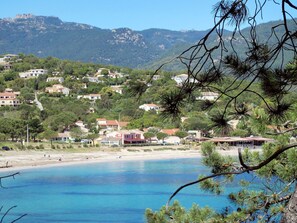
[0,92,21,107]
[96,118,129,131]
[160,128,180,136]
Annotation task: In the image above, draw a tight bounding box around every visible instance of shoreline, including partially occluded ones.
[0,146,244,173]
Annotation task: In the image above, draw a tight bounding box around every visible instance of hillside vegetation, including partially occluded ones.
[0,54,296,146]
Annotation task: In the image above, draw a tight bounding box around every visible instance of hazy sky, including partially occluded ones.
[0,0,293,31]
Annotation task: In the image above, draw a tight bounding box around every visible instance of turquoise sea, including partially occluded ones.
[0,158,253,222]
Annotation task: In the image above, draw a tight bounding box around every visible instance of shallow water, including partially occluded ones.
[0,158,251,222]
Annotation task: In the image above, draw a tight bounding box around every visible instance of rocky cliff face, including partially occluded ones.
[0,14,93,31]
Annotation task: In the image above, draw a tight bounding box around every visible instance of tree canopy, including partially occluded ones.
[145,0,297,222]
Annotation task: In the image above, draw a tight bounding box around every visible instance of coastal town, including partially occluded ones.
[0,53,275,153]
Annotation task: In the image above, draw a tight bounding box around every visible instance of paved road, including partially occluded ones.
[34,92,44,111]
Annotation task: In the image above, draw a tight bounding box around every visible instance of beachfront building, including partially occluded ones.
[163,136,181,145]
[100,130,146,146]
[51,131,75,143]
[208,136,274,149]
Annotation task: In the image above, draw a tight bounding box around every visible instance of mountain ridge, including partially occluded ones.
[0,14,294,70]
[0,14,213,69]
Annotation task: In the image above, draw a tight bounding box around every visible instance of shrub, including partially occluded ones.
[26,145,34,150]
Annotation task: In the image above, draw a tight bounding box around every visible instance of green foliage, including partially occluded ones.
[143,132,155,140]
[183,114,211,131]
[201,142,234,174]
[69,127,85,141]
[145,201,216,223]
[3,70,18,81]
[199,176,223,195]
[174,130,188,138]
[37,129,58,141]
[156,132,168,141]
[44,111,77,131]
[19,87,35,102]
[0,117,26,141]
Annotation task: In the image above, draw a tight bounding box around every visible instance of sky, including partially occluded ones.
[0,0,293,31]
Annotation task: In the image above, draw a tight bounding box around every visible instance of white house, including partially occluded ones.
[46,77,64,83]
[172,74,188,85]
[45,84,70,96]
[187,130,203,138]
[19,69,48,79]
[77,94,101,101]
[196,92,219,101]
[139,103,160,112]
[163,136,181,145]
[110,85,123,94]
[108,72,124,79]
[52,131,75,143]
[83,76,102,83]
[0,54,18,62]
[172,73,196,86]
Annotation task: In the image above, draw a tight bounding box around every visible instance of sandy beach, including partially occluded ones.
[0,145,243,172]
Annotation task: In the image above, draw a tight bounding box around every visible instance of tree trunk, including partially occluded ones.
[281,185,297,223]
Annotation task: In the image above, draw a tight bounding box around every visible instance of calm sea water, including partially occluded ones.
[0,158,253,223]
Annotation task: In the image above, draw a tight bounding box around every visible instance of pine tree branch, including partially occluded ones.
[0,206,27,223]
[266,127,297,135]
[285,0,297,10]
[168,142,297,207]
[0,172,19,188]
[166,168,247,207]
[238,142,297,171]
